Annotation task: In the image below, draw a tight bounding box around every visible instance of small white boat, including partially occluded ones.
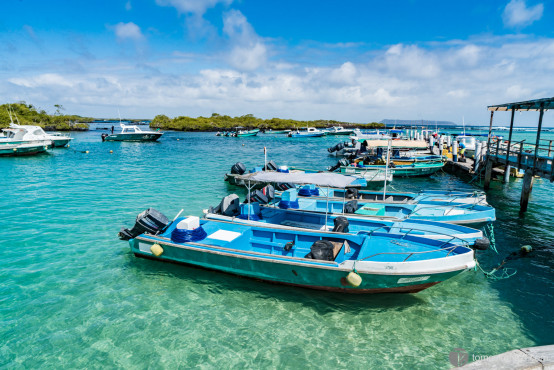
[0,125,55,148]
[349,129,391,141]
[101,124,163,142]
[324,126,355,136]
[288,127,325,138]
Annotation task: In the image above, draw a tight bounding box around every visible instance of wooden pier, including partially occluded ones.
[439,97,553,213]
[484,97,553,212]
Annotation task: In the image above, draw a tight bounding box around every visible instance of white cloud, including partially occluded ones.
[503,0,543,28]
[156,0,233,15]
[222,10,267,71]
[3,36,554,125]
[113,22,144,42]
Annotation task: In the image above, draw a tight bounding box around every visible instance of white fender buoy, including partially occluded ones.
[346,271,362,287]
[150,243,164,256]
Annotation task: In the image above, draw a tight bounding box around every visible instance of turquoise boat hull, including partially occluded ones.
[236,129,260,137]
[341,162,445,177]
[103,132,162,141]
[129,218,475,293]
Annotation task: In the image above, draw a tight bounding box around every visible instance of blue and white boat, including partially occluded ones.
[288,127,325,138]
[208,171,487,246]
[275,195,495,225]
[121,212,476,294]
[205,202,485,246]
[290,187,488,206]
[234,171,495,225]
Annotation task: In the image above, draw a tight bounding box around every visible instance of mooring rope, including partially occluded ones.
[483,223,498,254]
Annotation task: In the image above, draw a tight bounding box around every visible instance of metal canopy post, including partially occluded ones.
[503,107,516,183]
[532,104,545,175]
[486,110,494,157]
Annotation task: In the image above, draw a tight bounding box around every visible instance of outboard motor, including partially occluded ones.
[118,208,170,240]
[209,194,240,216]
[231,162,246,175]
[345,188,359,199]
[275,182,294,191]
[305,240,335,261]
[343,200,358,214]
[328,158,350,172]
[327,142,345,153]
[332,216,349,233]
[101,133,108,142]
[264,160,278,171]
[247,185,274,204]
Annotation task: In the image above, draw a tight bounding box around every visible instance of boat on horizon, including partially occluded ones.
[101,124,163,142]
[288,127,325,138]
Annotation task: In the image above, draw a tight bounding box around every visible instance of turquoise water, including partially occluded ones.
[1,130,553,369]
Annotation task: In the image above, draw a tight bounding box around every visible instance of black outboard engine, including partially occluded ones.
[345,188,359,199]
[332,216,349,233]
[343,200,358,214]
[231,162,246,175]
[304,240,335,261]
[209,194,240,216]
[101,133,108,142]
[264,160,278,171]
[246,185,274,204]
[275,182,294,191]
[118,208,170,240]
[329,158,350,172]
[327,142,345,153]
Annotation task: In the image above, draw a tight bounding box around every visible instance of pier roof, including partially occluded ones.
[488,97,554,111]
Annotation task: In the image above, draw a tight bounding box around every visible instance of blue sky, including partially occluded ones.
[1,0,553,125]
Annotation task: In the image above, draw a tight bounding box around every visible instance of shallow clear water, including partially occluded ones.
[1,130,553,368]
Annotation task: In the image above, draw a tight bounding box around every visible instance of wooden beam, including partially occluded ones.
[520,168,534,213]
[532,104,545,174]
[484,157,493,190]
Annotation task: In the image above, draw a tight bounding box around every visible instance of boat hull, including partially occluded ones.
[131,236,471,293]
[0,143,49,157]
[103,133,162,142]
[341,162,444,177]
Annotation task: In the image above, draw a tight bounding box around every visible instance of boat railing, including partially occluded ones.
[362,226,470,247]
[358,242,466,263]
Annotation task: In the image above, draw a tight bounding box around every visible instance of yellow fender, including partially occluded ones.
[346,271,362,287]
[150,243,164,257]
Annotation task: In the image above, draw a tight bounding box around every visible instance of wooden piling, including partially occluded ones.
[520,168,534,212]
[484,157,493,190]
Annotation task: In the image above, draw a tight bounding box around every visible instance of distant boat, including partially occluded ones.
[1,109,72,148]
[324,126,355,136]
[263,129,291,134]
[235,128,260,137]
[288,127,325,137]
[349,129,391,141]
[101,124,163,142]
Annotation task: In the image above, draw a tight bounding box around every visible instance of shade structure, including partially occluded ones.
[235,171,360,188]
